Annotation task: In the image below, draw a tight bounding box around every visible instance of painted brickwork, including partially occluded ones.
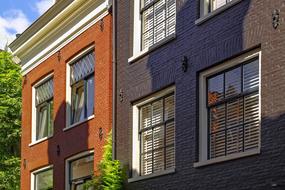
[115,0,285,189]
[21,14,112,190]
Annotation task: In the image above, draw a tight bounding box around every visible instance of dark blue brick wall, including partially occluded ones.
[115,0,285,189]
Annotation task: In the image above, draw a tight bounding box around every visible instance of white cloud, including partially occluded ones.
[0,10,30,50]
[35,0,55,15]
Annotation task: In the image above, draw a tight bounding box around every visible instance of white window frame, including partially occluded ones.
[195,49,262,167]
[196,0,242,25]
[65,46,95,131]
[65,150,94,190]
[30,73,54,146]
[31,165,53,190]
[129,0,176,63]
[129,86,175,182]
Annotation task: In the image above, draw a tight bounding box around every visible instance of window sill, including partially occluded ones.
[29,136,53,147]
[128,33,176,64]
[194,149,260,168]
[128,168,175,183]
[63,115,95,132]
[195,0,243,25]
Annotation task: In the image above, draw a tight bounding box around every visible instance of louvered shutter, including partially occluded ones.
[140,94,175,176]
[207,59,259,159]
[141,0,176,50]
[70,52,95,85]
[36,79,54,106]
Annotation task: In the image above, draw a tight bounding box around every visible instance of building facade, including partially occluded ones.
[114,0,285,189]
[9,0,113,189]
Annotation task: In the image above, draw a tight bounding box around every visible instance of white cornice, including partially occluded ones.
[10,0,111,76]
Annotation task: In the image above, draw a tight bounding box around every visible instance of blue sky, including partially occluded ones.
[0,0,55,49]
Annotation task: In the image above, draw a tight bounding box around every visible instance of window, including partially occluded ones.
[131,87,175,180]
[68,154,94,190]
[200,0,239,17]
[197,50,261,166]
[131,0,176,60]
[141,0,176,50]
[34,78,54,141]
[33,167,53,190]
[70,51,95,125]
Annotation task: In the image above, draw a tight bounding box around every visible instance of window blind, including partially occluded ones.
[207,59,259,159]
[141,0,176,50]
[140,94,175,176]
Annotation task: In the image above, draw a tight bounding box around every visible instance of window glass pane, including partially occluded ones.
[71,52,95,85]
[36,79,54,106]
[152,100,163,125]
[153,125,164,150]
[141,151,153,175]
[208,74,224,105]
[72,84,85,124]
[225,67,241,98]
[153,148,164,172]
[37,106,48,140]
[141,0,176,50]
[142,7,154,49]
[48,101,54,137]
[164,95,174,120]
[210,0,232,12]
[210,131,226,159]
[227,126,243,155]
[35,169,53,190]
[154,0,166,43]
[71,155,94,181]
[207,59,260,160]
[140,104,152,129]
[243,60,259,91]
[139,92,175,176]
[86,76,94,117]
[209,104,225,133]
[141,130,153,154]
[244,93,259,151]
[226,98,243,129]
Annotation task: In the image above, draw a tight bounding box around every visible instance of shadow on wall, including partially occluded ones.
[123,0,284,189]
[48,101,90,190]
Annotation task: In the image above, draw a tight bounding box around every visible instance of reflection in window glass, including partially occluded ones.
[208,74,224,105]
[206,59,260,159]
[35,168,53,190]
[70,154,94,190]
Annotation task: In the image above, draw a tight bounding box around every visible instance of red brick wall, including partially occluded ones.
[21,14,112,190]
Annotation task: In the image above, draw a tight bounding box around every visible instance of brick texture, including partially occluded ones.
[21,14,112,190]
[115,0,285,189]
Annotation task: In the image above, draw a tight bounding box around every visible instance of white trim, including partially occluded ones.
[29,136,53,147]
[131,0,176,62]
[31,73,54,144]
[198,49,261,164]
[20,4,109,76]
[194,149,260,167]
[65,150,94,190]
[196,0,242,25]
[31,165,53,190]
[128,168,175,183]
[67,45,95,65]
[65,46,95,130]
[63,115,95,132]
[131,86,175,178]
[128,34,176,63]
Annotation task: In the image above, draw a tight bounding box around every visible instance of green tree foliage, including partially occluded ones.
[85,131,125,190]
[0,51,22,190]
